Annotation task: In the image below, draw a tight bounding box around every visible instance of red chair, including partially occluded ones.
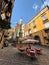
[26,48,30,55]
[35,48,41,54]
[26,48,36,57]
[29,51,35,57]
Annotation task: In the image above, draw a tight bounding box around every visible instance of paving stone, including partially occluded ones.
[0,45,49,65]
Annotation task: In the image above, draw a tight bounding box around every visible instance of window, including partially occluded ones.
[34,28,37,32]
[1,12,6,20]
[42,13,48,22]
[33,21,36,28]
[44,22,49,28]
[28,28,31,34]
[33,21,37,32]
[4,0,10,3]
[2,1,6,9]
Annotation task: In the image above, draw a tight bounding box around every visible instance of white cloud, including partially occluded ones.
[32,4,38,10]
[41,0,49,10]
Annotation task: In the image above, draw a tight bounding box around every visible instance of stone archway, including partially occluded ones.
[34,35,41,45]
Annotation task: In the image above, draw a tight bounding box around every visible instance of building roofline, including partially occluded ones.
[27,5,49,25]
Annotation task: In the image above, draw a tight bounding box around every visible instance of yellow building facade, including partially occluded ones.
[24,6,49,46]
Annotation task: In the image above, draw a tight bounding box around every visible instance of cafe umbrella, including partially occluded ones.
[22,39,39,44]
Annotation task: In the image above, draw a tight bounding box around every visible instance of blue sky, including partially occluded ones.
[11,0,49,28]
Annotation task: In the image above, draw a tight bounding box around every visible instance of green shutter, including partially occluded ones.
[16,29,20,37]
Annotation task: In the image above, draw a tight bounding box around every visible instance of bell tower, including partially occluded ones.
[20,18,22,25]
[19,18,23,38]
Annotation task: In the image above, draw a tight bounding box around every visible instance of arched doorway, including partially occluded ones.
[34,35,41,45]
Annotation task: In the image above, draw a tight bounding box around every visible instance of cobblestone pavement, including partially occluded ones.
[0,45,49,65]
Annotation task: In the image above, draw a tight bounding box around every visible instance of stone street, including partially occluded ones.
[0,45,49,65]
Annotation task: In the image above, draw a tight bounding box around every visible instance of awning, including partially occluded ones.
[22,39,39,44]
